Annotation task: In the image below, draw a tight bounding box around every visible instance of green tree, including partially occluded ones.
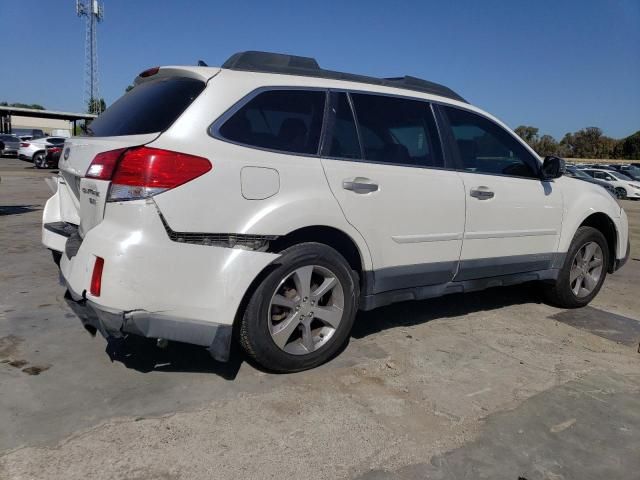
[572,127,605,158]
[536,134,559,156]
[0,102,45,110]
[615,131,640,160]
[514,125,539,147]
[87,97,106,115]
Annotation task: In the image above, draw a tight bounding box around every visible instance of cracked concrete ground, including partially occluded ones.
[1,157,639,479]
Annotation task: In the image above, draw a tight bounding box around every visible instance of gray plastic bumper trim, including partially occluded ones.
[64,290,233,362]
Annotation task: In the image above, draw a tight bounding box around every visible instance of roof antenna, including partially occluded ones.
[197,60,208,67]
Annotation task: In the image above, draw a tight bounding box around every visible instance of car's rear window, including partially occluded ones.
[86,76,205,137]
[217,89,326,155]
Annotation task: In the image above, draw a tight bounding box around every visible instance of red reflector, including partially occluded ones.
[21,143,30,147]
[86,148,127,180]
[49,147,62,153]
[90,257,104,297]
[139,66,160,78]
[112,147,212,189]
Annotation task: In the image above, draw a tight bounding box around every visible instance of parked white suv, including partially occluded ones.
[42,51,630,372]
[19,136,67,165]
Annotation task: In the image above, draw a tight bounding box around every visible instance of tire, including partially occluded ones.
[33,152,46,169]
[614,187,627,199]
[239,242,360,372]
[543,226,609,308]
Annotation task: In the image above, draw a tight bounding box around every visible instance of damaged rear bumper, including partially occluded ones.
[65,288,233,362]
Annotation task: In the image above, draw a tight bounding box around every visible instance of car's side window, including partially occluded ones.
[350,93,443,168]
[442,106,539,179]
[218,89,326,155]
[326,93,361,159]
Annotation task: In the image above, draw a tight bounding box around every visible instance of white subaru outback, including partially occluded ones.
[43,51,630,372]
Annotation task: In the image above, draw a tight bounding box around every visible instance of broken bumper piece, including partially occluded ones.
[64,290,233,362]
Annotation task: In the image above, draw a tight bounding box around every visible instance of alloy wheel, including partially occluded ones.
[569,241,604,298]
[268,265,345,355]
[615,187,626,199]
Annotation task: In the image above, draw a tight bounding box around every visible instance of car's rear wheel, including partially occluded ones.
[33,152,46,169]
[614,187,627,199]
[239,242,359,372]
[543,226,608,308]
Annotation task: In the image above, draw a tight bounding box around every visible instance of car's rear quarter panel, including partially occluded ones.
[149,71,374,270]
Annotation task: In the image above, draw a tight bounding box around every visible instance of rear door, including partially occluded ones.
[57,74,209,236]
[321,92,466,294]
[437,105,564,280]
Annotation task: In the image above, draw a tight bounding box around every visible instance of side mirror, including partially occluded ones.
[541,156,566,180]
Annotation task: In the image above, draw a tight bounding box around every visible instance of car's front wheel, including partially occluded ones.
[239,242,359,372]
[614,187,627,199]
[543,226,609,308]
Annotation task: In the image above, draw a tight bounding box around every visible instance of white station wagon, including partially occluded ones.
[43,51,630,372]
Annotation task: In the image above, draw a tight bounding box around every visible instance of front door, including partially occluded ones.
[437,105,564,280]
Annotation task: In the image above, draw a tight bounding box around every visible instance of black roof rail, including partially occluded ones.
[221,51,467,103]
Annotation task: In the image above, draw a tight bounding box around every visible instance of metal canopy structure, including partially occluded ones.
[0,106,97,134]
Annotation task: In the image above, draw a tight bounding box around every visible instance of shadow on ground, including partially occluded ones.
[0,205,40,216]
[98,282,543,378]
[352,282,543,339]
[104,334,244,380]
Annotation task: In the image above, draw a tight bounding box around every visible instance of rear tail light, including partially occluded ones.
[21,143,30,147]
[85,147,211,201]
[48,147,62,153]
[90,256,104,297]
[86,148,126,180]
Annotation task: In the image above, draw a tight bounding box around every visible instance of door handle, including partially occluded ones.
[470,187,494,200]
[342,177,379,194]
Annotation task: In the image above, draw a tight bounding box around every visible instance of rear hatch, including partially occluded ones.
[57,69,214,236]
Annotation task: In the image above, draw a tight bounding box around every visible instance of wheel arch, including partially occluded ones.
[578,212,618,273]
[267,225,365,279]
[232,225,367,333]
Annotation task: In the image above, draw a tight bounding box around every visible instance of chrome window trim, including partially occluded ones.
[208,84,540,176]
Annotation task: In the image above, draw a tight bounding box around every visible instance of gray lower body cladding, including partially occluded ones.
[64,289,233,362]
[360,252,566,311]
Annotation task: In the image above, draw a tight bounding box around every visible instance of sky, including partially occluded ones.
[1,0,638,139]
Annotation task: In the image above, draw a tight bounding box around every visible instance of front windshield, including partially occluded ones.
[569,167,591,179]
[611,171,632,181]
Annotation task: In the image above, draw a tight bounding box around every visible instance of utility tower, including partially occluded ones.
[76,0,104,113]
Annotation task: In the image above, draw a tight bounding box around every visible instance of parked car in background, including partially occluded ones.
[34,144,63,169]
[577,163,616,171]
[610,165,640,181]
[18,137,66,162]
[0,134,21,157]
[582,168,640,199]
[42,51,630,372]
[564,165,616,197]
[12,128,45,139]
[18,135,33,142]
